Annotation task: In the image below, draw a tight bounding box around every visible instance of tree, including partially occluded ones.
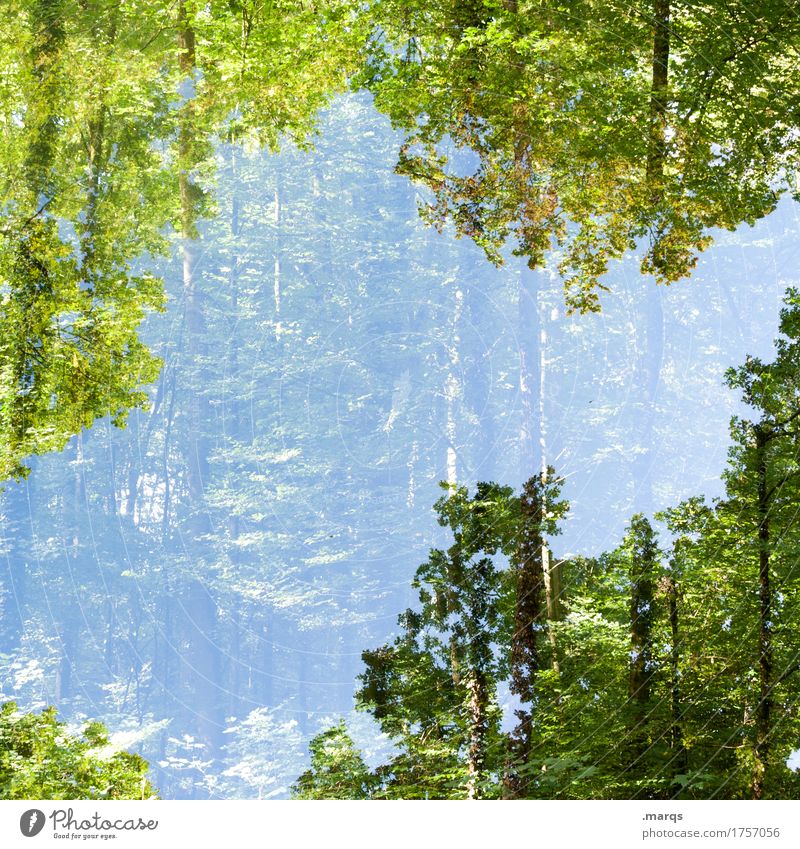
[296,371,800,800]
[291,721,376,799]
[625,515,661,796]
[0,91,525,799]
[353,477,571,798]
[0,0,170,480]
[722,294,800,798]
[515,519,672,800]
[0,0,365,482]
[0,701,156,799]
[669,291,800,798]
[359,0,800,311]
[504,471,567,797]
[358,482,515,798]
[655,291,800,799]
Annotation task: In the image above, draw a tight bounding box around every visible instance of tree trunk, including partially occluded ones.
[519,270,562,664]
[0,479,32,650]
[666,567,687,782]
[445,284,464,487]
[226,136,245,720]
[518,268,541,475]
[463,280,497,479]
[465,668,489,799]
[628,516,657,796]
[752,427,772,799]
[630,283,664,516]
[55,617,77,703]
[273,175,283,340]
[647,0,670,186]
[504,477,547,798]
[260,611,274,706]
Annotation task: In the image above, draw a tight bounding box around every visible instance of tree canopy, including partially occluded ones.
[0,0,363,480]
[0,701,156,799]
[3,0,799,477]
[359,0,800,310]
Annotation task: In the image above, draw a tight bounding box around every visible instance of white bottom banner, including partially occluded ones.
[1,800,797,849]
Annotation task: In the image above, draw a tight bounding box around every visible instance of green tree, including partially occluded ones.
[0,701,156,799]
[625,515,662,796]
[296,424,800,801]
[359,0,800,311]
[0,0,171,480]
[660,291,800,799]
[358,482,517,798]
[504,471,567,797]
[291,721,376,799]
[643,291,800,800]
[353,477,569,798]
[722,293,800,798]
[0,0,364,482]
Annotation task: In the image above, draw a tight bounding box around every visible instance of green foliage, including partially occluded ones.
[0,216,165,480]
[360,0,800,311]
[0,701,157,799]
[0,0,364,481]
[356,480,524,798]
[658,289,800,798]
[5,0,800,803]
[291,720,377,799]
[0,0,170,479]
[295,292,800,797]
[0,93,527,799]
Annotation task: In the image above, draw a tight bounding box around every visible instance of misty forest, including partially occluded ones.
[1,0,800,801]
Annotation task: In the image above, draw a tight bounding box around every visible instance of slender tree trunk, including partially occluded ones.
[463,550,497,800]
[465,668,489,799]
[519,270,562,666]
[273,175,283,340]
[55,617,77,703]
[630,572,654,699]
[628,517,657,796]
[633,8,669,512]
[103,595,117,675]
[518,268,540,474]
[463,280,497,479]
[125,371,165,518]
[666,571,687,779]
[752,427,772,799]
[298,641,311,736]
[630,284,664,516]
[160,365,177,540]
[537,294,561,628]
[406,440,419,508]
[24,0,64,195]
[504,477,547,798]
[647,0,670,186]
[260,611,274,706]
[445,284,464,487]
[0,480,29,650]
[225,135,247,720]
[178,20,209,513]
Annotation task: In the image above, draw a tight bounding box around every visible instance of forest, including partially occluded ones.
[0,0,799,801]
